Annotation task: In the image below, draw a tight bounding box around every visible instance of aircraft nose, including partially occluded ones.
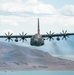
[34,39,39,45]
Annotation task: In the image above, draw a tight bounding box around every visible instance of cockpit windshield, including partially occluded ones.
[35,34,42,38]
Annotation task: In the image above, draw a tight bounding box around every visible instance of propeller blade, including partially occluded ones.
[25,33,27,36]
[52,38,54,40]
[62,36,65,40]
[62,30,64,33]
[5,33,7,36]
[25,38,27,41]
[22,32,24,35]
[62,36,67,40]
[61,30,69,40]
[65,30,67,34]
[19,32,27,36]
[5,32,13,36]
[52,32,54,35]
[65,37,67,40]
[10,33,13,36]
[20,38,27,42]
[8,32,10,35]
[46,31,54,41]
[46,32,49,35]
[22,39,24,42]
[8,39,10,42]
[19,33,21,36]
[50,31,51,34]
[5,39,8,41]
[49,38,51,41]
[19,39,22,41]
[19,32,27,42]
[10,39,13,41]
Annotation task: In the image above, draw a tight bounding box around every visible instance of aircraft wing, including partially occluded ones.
[0,32,33,42]
[0,33,74,38]
[0,31,74,42]
[42,32,74,40]
[0,32,32,38]
[42,33,74,37]
[0,35,32,38]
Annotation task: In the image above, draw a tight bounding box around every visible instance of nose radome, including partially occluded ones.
[34,39,39,45]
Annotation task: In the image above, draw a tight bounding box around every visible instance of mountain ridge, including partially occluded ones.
[0,42,74,71]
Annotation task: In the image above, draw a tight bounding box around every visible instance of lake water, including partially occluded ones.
[0,71,74,75]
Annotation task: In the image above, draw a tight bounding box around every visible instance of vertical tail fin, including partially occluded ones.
[38,18,40,34]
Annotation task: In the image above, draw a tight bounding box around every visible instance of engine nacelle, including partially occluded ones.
[56,37,60,41]
[15,38,18,42]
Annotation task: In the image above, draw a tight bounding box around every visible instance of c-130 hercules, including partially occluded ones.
[0,18,74,46]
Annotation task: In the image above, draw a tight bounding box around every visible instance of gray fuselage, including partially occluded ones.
[30,34,44,46]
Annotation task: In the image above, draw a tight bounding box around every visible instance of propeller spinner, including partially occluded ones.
[5,32,13,42]
[19,32,27,42]
[60,30,69,40]
[46,31,54,41]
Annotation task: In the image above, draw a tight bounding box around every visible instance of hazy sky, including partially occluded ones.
[0,0,74,61]
[0,0,74,35]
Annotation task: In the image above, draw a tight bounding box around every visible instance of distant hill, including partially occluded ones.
[0,42,74,71]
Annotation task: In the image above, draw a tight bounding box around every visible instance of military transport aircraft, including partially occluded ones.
[0,18,74,46]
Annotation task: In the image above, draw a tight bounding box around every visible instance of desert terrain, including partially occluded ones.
[0,42,74,71]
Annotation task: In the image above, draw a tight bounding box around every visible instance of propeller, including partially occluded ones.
[60,30,69,40]
[46,31,54,41]
[19,32,27,42]
[5,32,13,42]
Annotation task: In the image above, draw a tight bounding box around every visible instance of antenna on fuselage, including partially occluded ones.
[38,18,40,34]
